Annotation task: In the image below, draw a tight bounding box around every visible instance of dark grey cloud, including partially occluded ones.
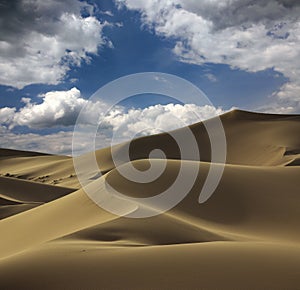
[181,0,300,31]
[0,0,85,42]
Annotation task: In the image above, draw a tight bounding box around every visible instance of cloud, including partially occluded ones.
[12,88,87,128]
[0,87,227,154]
[2,87,226,131]
[0,0,109,88]
[0,107,16,125]
[117,0,300,112]
[103,104,225,143]
[205,73,218,83]
[0,130,113,156]
[100,10,114,17]
[179,0,300,30]
[0,130,75,155]
[5,87,113,129]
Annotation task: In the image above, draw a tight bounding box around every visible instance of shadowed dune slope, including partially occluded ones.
[0,176,76,219]
[0,176,75,203]
[0,148,51,158]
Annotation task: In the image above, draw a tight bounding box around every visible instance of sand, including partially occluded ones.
[0,109,299,289]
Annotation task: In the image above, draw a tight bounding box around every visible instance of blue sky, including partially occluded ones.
[0,0,299,154]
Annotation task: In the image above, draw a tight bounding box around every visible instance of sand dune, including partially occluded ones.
[0,110,300,289]
[0,153,78,188]
[0,176,75,203]
[0,176,75,219]
[92,110,300,171]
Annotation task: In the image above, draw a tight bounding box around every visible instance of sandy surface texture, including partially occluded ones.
[0,110,300,289]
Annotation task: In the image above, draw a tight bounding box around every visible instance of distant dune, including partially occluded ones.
[0,109,300,289]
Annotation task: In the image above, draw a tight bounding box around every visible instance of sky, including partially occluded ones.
[0,0,299,155]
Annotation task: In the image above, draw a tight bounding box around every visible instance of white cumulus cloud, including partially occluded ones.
[103,103,225,142]
[12,88,87,128]
[0,107,16,125]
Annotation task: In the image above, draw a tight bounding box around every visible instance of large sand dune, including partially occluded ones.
[0,109,300,289]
